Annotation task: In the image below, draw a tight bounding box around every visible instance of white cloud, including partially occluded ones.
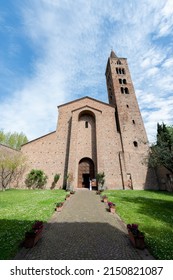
[0,0,173,144]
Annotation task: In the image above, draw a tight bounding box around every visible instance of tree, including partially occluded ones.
[0,130,28,150]
[25,169,48,189]
[50,173,60,189]
[0,151,27,190]
[65,172,74,190]
[96,172,105,190]
[148,123,173,174]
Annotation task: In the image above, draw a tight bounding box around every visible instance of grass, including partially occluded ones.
[104,190,173,260]
[0,189,67,259]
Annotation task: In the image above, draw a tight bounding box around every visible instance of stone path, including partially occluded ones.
[14,190,154,260]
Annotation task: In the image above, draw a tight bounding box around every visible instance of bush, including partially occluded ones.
[96,172,105,190]
[50,173,60,190]
[25,169,48,189]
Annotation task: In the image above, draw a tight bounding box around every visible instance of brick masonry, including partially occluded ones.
[20,51,159,190]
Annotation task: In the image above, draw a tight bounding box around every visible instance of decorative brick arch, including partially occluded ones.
[78,157,95,188]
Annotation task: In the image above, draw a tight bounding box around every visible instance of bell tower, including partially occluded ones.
[105,50,153,189]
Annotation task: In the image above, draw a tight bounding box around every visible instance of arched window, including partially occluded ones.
[122,68,125,74]
[123,79,127,84]
[133,141,138,147]
[132,120,135,124]
[117,60,121,65]
[116,68,119,74]
[119,79,122,84]
[125,87,129,94]
[121,87,124,94]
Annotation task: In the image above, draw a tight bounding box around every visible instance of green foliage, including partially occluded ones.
[104,190,173,260]
[96,172,105,189]
[50,173,60,189]
[0,130,28,150]
[65,172,74,190]
[54,173,60,184]
[0,189,66,259]
[149,123,173,174]
[0,151,27,190]
[25,169,48,189]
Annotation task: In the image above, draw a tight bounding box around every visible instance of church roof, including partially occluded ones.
[110,50,118,58]
[58,96,114,109]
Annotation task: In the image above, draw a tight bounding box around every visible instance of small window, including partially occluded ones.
[117,60,121,65]
[126,104,129,108]
[85,121,88,128]
[132,120,135,124]
[133,141,138,147]
[122,68,125,74]
[121,87,124,94]
[125,87,129,94]
[123,79,127,84]
[116,68,119,74]
[119,79,122,84]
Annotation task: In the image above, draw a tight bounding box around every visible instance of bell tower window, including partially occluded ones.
[85,121,88,128]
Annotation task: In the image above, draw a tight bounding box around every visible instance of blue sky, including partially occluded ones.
[0,0,173,143]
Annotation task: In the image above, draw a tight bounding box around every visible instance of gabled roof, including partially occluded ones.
[58,96,114,109]
[21,131,56,147]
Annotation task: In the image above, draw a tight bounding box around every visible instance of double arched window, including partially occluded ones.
[121,87,129,94]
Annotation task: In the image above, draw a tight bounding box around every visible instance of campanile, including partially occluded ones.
[105,50,155,189]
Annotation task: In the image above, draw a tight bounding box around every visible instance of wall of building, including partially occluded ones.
[59,97,123,189]
[21,132,62,188]
[156,166,173,192]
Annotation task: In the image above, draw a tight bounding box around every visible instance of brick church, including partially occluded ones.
[21,51,157,190]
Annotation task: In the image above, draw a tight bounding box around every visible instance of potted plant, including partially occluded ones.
[55,202,64,212]
[96,172,105,191]
[108,201,116,213]
[127,224,145,249]
[101,194,108,203]
[23,221,43,248]
[70,190,75,194]
[65,193,70,200]
[65,172,74,191]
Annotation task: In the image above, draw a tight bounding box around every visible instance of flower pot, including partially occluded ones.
[101,197,108,203]
[128,230,145,249]
[109,206,116,213]
[55,206,63,212]
[23,229,42,248]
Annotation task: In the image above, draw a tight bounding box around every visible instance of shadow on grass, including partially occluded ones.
[1,220,144,260]
[0,219,36,260]
[117,193,173,226]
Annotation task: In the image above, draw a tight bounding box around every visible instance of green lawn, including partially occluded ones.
[0,189,66,259]
[104,190,173,260]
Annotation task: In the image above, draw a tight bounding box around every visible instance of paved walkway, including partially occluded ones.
[14,190,154,260]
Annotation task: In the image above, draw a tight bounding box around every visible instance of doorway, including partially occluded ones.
[82,174,90,188]
[78,157,95,188]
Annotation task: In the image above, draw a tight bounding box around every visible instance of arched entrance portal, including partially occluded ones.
[78,158,95,188]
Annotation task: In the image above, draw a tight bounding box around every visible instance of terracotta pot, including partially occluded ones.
[24,229,42,248]
[109,206,116,213]
[101,197,108,203]
[128,230,145,249]
[56,206,63,212]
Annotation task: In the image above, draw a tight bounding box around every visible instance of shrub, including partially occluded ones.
[25,169,48,189]
[96,172,105,190]
[50,173,60,189]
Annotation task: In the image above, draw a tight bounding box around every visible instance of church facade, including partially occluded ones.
[21,51,158,190]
